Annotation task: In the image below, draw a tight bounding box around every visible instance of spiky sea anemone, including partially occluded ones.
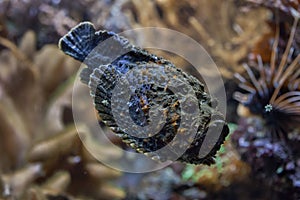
[232,8,300,198]
[234,12,300,141]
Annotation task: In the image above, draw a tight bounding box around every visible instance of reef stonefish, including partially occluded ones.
[59,22,229,165]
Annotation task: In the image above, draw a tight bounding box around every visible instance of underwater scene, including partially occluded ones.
[0,0,299,199]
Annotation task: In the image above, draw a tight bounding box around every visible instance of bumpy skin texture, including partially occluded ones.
[59,22,229,165]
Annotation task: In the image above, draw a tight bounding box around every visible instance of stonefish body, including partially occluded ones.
[59,22,229,165]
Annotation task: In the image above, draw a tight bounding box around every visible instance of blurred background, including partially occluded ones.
[0,0,299,199]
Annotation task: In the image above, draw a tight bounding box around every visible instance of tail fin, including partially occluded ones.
[58,22,116,62]
[58,22,133,84]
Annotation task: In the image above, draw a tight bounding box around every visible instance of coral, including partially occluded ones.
[182,135,250,192]
[126,167,208,200]
[126,0,270,81]
[0,31,78,171]
[232,118,300,199]
[0,31,124,199]
[0,0,270,81]
[0,0,132,48]
[243,0,300,16]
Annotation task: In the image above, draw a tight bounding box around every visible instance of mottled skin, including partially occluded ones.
[59,22,229,165]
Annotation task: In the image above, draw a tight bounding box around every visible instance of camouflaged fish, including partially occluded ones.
[58,22,229,165]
